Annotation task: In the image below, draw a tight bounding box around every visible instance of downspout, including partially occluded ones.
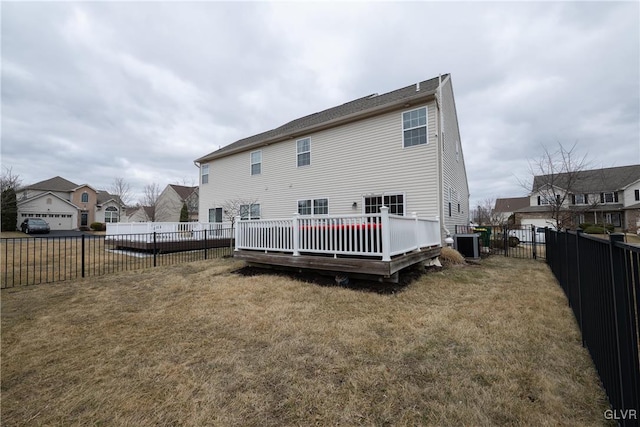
[437,74,452,239]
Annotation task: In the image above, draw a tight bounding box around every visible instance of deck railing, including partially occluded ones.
[106,222,233,243]
[235,207,440,261]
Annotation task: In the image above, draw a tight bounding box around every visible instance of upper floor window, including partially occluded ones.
[600,192,618,204]
[240,203,260,220]
[635,189,639,201]
[46,198,52,205]
[81,192,89,203]
[297,138,311,167]
[297,198,328,215]
[251,151,262,175]
[201,164,209,184]
[538,195,559,205]
[573,194,588,205]
[402,107,427,147]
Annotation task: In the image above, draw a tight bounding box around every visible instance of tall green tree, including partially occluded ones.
[1,187,18,231]
[179,202,189,222]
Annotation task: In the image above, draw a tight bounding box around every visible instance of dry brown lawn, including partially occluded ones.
[1,256,611,426]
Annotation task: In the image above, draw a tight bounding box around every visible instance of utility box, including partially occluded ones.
[454,233,480,259]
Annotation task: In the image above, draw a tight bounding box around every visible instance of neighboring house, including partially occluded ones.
[515,164,640,232]
[123,206,155,223]
[155,185,198,222]
[493,197,530,224]
[195,74,469,242]
[16,176,123,230]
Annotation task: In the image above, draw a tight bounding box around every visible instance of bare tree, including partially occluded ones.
[140,183,162,222]
[522,142,591,229]
[472,197,504,226]
[109,177,133,207]
[1,166,22,193]
[220,197,259,229]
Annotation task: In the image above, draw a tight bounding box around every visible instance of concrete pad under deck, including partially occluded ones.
[233,246,441,281]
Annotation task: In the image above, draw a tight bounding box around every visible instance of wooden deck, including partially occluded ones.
[234,245,441,282]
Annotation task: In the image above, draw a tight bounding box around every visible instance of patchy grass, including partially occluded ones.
[1,257,611,426]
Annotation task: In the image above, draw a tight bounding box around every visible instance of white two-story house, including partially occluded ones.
[195,74,469,242]
[515,164,640,233]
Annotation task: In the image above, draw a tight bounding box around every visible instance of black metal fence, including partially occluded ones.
[1,230,234,288]
[546,230,639,426]
[454,225,547,260]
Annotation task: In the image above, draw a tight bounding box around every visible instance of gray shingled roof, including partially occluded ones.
[24,176,78,192]
[532,164,640,193]
[494,197,530,213]
[169,184,197,201]
[195,74,447,163]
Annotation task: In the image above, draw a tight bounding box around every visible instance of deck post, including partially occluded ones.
[292,213,300,256]
[234,216,240,252]
[412,212,420,251]
[381,206,391,261]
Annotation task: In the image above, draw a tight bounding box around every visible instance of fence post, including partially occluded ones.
[292,213,300,256]
[531,224,537,260]
[204,229,208,260]
[81,234,85,278]
[503,226,508,257]
[412,212,419,251]
[381,206,391,262]
[153,232,157,267]
[609,233,638,416]
[575,229,584,345]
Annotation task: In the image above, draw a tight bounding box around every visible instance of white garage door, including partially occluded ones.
[44,214,74,230]
[21,214,74,231]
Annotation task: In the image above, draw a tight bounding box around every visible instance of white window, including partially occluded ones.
[364,194,404,215]
[574,194,588,205]
[240,203,260,220]
[81,192,89,203]
[209,208,223,223]
[297,138,311,167]
[105,206,119,223]
[201,164,209,184]
[251,151,262,175]
[298,198,328,215]
[402,107,427,147]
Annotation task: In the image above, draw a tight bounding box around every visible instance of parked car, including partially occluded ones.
[20,218,50,234]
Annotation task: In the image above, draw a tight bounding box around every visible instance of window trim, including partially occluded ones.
[240,203,260,220]
[297,198,329,216]
[201,164,209,184]
[81,192,89,203]
[402,106,428,148]
[250,150,262,176]
[363,193,405,216]
[296,138,311,167]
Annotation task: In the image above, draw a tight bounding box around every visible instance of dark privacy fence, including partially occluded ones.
[1,230,234,288]
[546,230,639,426]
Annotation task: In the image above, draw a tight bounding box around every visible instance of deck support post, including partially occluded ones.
[292,213,300,256]
[381,206,391,261]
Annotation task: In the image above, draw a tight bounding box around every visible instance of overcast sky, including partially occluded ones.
[2,1,639,209]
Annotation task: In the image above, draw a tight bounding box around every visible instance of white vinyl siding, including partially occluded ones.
[439,76,469,233]
[197,98,458,233]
